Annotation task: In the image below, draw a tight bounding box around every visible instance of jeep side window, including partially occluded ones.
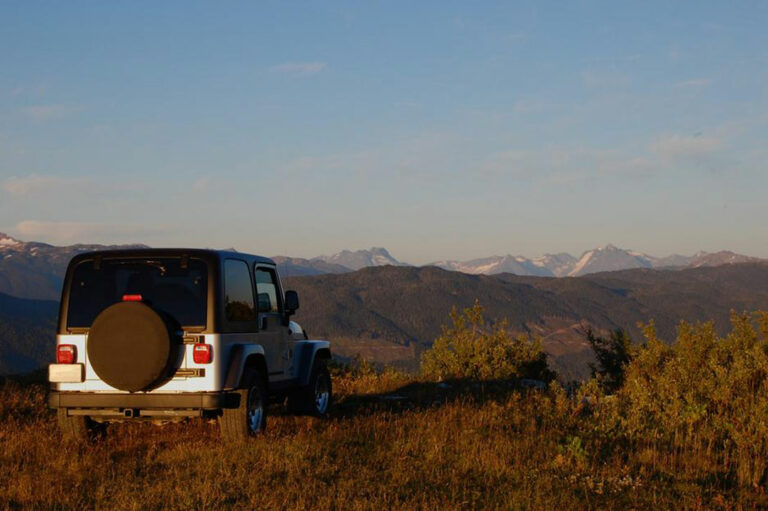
[224,259,256,321]
[254,267,281,313]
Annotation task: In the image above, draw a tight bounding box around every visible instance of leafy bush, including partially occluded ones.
[420,301,556,382]
[599,312,768,487]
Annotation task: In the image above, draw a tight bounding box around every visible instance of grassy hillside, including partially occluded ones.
[287,263,768,378]
[0,240,148,300]
[5,263,768,380]
[3,310,768,510]
[0,292,57,374]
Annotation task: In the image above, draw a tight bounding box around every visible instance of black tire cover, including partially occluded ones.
[87,302,177,392]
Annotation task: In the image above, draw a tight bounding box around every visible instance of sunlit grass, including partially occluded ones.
[0,374,766,510]
[3,311,768,509]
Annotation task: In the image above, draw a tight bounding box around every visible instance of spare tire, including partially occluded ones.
[87,301,180,392]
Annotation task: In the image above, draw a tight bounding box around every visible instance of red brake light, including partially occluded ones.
[57,344,76,364]
[193,344,213,364]
[122,294,143,302]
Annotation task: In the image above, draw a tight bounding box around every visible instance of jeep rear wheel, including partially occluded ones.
[288,358,332,417]
[219,367,267,441]
[57,409,105,442]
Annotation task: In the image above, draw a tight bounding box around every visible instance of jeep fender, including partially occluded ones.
[293,341,331,386]
[223,344,267,390]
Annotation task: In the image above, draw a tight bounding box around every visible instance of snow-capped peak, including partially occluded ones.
[313,247,408,271]
[569,250,595,276]
[0,233,21,248]
[566,245,655,276]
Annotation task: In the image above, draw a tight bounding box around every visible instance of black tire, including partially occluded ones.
[57,409,105,442]
[219,367,267,441]
[288,358,332,417]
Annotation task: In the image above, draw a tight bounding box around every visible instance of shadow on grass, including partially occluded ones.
[2,368,549,427]
[328,378,549,420]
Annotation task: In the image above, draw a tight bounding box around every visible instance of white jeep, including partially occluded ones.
[48,249,332,441]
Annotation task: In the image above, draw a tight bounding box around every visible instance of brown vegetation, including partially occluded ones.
[3,308,768,509]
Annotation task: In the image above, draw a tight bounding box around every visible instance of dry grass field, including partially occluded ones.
[0,374,766,510]
[3,308,768,510]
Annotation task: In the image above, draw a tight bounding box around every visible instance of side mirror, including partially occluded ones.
[284,290,299,315]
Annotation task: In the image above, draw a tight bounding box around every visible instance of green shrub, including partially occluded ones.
[586,327,636,393]
[420,301,556,382]
[615,312,768,487]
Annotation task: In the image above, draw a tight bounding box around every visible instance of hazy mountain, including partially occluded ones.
[431,255,556,276]
[0,233,148,300]
[313,247,407,271]
[282,263,768,380]
[568,244,653,276]
[3,233,764,298]
[431,246,765,277]
[687,251,763,268]
[650,254,694,268]
[532,253,579,277]
[272,256,352,277]
[431,246,654,277]
[4,260,768,380]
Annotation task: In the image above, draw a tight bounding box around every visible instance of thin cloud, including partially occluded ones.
[581,70,630,90]
[478,146,663,186]
[192,176,211,191]
[546,171,590,186]
[269,61,327,76]
[2,174,146,197]
[505,32,526,41]
[474,149,538,180]
[599,157,657,177]
[513,99,549,114]
[22,104,82,121]
[674,78,711,88]
[650,134,723,160]
[15,220,165,245]
[2,174,90,196]
[10,83,48,96]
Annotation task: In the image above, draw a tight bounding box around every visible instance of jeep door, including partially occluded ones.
[254,265,290,380]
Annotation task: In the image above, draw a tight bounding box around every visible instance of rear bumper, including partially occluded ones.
[49,391,239,410]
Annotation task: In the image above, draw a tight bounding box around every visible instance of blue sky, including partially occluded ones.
[1,1,766,264]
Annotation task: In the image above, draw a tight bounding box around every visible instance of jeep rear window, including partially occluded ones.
[66,257,207,329]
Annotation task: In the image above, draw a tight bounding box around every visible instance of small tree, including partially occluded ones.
[585,327,635,393]
[420,301,556,382]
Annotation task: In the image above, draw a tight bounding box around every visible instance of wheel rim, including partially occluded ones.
[315,374,330,414]
[247,387,264,433]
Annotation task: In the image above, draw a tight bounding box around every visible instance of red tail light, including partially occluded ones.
[57,344,77,364]
[193,344,213,364]
[122,294,143,302]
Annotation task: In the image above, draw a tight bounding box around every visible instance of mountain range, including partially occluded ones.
[276,244,764,279]
[1,233,765,300]
[0,233,147,300]
[430,244,764,277]
[274,247,406,277]
[284,263,768,380]
[2,232,768,379]
[5,261,768,380]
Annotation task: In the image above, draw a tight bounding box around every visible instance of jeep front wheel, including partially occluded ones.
[219,367,267,441]
[288,358,332,417]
